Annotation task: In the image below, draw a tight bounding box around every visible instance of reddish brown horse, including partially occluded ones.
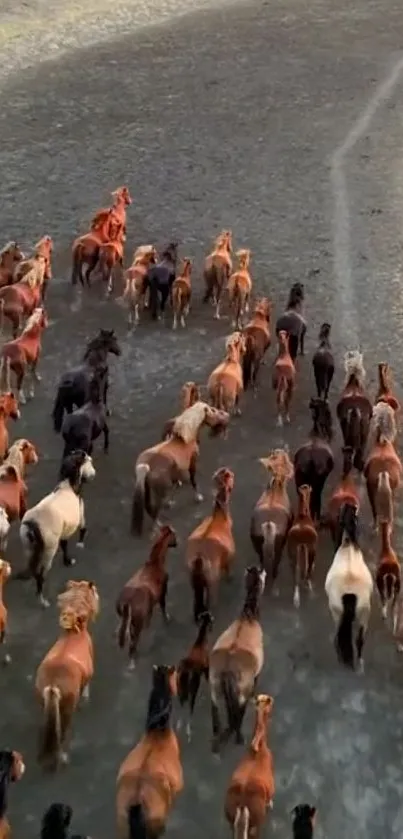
[242,297,272,393]
[203,231,233,319]
[376,362,400,414]
[0,259,45,338]
[287,485,318,608]
[272,331,296,426]
[0,242,24,288]
[0,560,11,665]
[1,307,48,403]
[177,610,214,741]
[91,185,132,239]
[172,258,192,329]
[98,233,125,297]
[337,350,372,473]
[250,449,294,593]
[0,362,20,461]
[14,236,53,300]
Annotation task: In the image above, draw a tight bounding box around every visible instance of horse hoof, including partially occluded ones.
[19,394,26,405]
[234,408,242,417]
[195,493,204,503]
[76,542,84,549]
[60,752,69,765]
[285,414,291,424]
[276,416,283,427]
[3,654,11,666]
[186,723,192,742]
[39,596,51,609]
[357,660,365,675]
[128,659,136,671]
[35,374,42,382]
[176,719,182,731]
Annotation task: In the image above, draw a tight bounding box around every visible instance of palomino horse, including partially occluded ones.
[172,258,192,329]
[0,560,11,665]
[224,695,275,838]
[0,438,39,550]
[336,350,372,473]
[272,330,296,426]
[177,610,214,741]
[209,566,266,754]
[187,468,235,621]
[161,382,201,440]
[312,323,335,400]
[376,362,400,414]
[325,502,373,672]
[242,297,272,393]
[0,359,20,461]
[250,449,294,592]
[116,525,177,669]
[35,580,99,768]
[0,307,48,404]
[131,401,229,535]
[203,231,233,319]
[227,248,252,329]
[116,664,183,839]
[275,281,306,360]
[287,485,318,608]
[91,185,132,239]
[148,242,179,321]
[14,235,53,299]
[364,402,402,529]
[0,261,44,338]
[376,521,401,628]
[0,750,25,837]
[207,332,246,415]
[0,242,24,288]
[293,397,334,523]
[325,446,361,548]
[121,245,157,327]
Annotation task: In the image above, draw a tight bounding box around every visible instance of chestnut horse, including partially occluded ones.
[98,233,125,297]
[0,751,25,838]
[287,485,318,608]
[116,525,177,669]
[116,664,183,839]
[203,231,233,319]
[161,382,201,440]
[131,401,229,535]
[121,246,157,327]
[242,297,272,393]
[0,261,44,338]
[207,332,246,415]
[0,560,11,665]
[15,236,53,300]
[364,402,402,529]
[172,258,192,329]
[325,446,361,548]
[177,610,214,741]
[224,695,275,839]
[71,215,112,287]
[0,360,20,461]
[187,468,235,621]
[227,249,252,329]
[272,330,296,426]
[376,362,400,414]
[293,398,334,523]
[1,307,48,404]
[91,185,132,239]
[376,521,401,628]
[35,580,99,769]
[0,438,39,549]
[0,242,24,288]
[336,350,372,473]
[250,448,294,593]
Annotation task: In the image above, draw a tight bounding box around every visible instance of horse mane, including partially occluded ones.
[343,350,366,388]
[22,307,43,332]
[132,245,155,263]
[368,402,396,447]
[240,567,262,621]
[57,581,99,631]
[339,502,359,548]
[0,464,19,482]
[225,331,242,350]
[235,248,250,268]
[171,401,208,444]
[259,449,294,484]
[318,322,331,342]
[83,332,104,359]
[2,439,27,476]
[0,241,17,257]
[59,452,86,489]
[41,803,73,839]
[145,668,173,732]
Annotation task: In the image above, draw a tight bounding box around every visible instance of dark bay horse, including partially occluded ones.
[147,243,179,320]
[275,281,306,361]
[61,370,109,458]
[52,329,121,432]
[294,397,334,523]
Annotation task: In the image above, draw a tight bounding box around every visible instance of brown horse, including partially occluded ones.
[187,468,235,621]
[293,398,334,523]
[203,231,233,319]
[0,439,38,552]
[116,664,183,839]
[364,402,402,529]
[35,580,99,769]
[176,610,214,741]
[376,362,400,414]
[161,382,201,440]
[1,307,48,404]
[250,449,294,593]
[207,332,246,415]
[116,525,177,669]
[0,261,44,338]
[132,401,229,535]
[91,185,132,239]
[272,330,296,426]
[98,234,125,297]
[0,242,24,288]
[227,249,252,329]
[121,246,158,327]
[172,258,192,329]
[0,362,20,461]
[242,297,272,393]
[336,350,372,473]
[71,215,112,287]
[0,751,25,838]
[209,566,266,754]
[325,446,361,547]
[287,485,318,608]
[224,694,275,839]
[0,560,11,665]
[14,236,53,299]
[376,521,401,628]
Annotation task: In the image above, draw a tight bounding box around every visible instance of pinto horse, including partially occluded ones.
[275,281,306,360]
[227,248,252,329]
[15,236,53,300]
[272,330,296,426]
[287,485,318,608]
[207,332,246,415]
[116,525,177,669]
[376,362,400,414]
[0,560,11,664]
[35,580,99,769]
[121,246,157,327]
[131,401,229,536]
[116,664,183,839]
[312,322,335,400]
[187,468,235,621]
[293,397,334,523]
[364,402,402,529]
[336,350,372,473]
[250,448,294,592]
[172,257,192,329]
[0,242,24,288]
[1,307,48,404]
[177,610,214,741]
[242,297,272,393]
[0,750,25,837]
[203,231,233,319]
[162,382,201,440]
[148,242,179,321]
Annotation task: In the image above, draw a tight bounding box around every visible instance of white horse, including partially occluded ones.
[325,501,373,672]
[17,450,95,607]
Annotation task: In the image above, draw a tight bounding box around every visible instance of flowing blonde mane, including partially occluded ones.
[0,440,28,479]
[367,402,397,450]
[0,241,17,258]
[58,580,99,632]
[132,245,156,263]
[171,401,210,444]
[259,448,294,482]
[22,307,43,332]
[344,350,366,388]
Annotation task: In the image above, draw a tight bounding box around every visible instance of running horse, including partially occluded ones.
[0,242,24,289]
[71,187,131,288]
[148,242,179,321]
[275,281,306,361]
[0,255,46,338]
[336,350,372,473]
[14,235,53,301]
[121,245,158,327]
[0,307,48,404]
[90,185,132,239]
[242,297,272,394]
[203,231,233,319]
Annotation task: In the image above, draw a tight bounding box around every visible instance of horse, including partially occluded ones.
[207,332,246,415]
[61,369,109,458]
[187,468,235,621]
[0,307,48,404]
[116,664,183,839]
[275,282,306,360]
[161,382,201,440]
[376,362,400,414]
[311,323,335,399]
[121,246,157,327]
[242,298,272,393]
[203,231,233,319]
[364,402,402,529]
[91,185,132,239]
[292,805,317,839]
[0,262,44,338]
[0,360,20,462]
[224,695,275,839]
[336,350,372,473]
[148,242,179,321]
[71,216,112,287]
[287,485,318,608]
[131,401,229,536]
[325,502,373,672]
[116,525,177,669]
[14,235,53,300]
[0,750,25,838]
[40,803,89,839]
[209,566,266,754]
[325,446,361,548]
[172,258,192,329]
[97,232,125,297]
[272,330,296,426]
[0,560,11,665]
[0,242,24,288]
[293,397,334,523]
[227,249,252,329]
[176,610,214,741]
[376,521,401,628]
[35,580,99,769]
[250,448,294,593]
[0,438,39,551]
[16,451,96,607]
[52,328,121,431]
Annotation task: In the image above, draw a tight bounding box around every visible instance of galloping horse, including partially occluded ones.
[275,282,306,360]
[242,297,272,393]
[293,398,334,522]
[250,448,294,593]
[121,246,158,327]
[90,185,132,239]
[337,350,372,473]
[203,231,233,319]
[0,242,24,288]
[148,242,179,321]
[172,258,192,329]
[15,236,53,300]
[0,307,48,403]
[227,248,252,329]
[207,332,246,415]
[0,260,45,338]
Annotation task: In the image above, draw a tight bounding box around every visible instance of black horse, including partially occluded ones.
[52,328,121,432]
[276,282,306,361]
[147,242,179,320]
[312,322,335,399]
[294,397,334,522]
[41,802,89,839]
[61,370,109,458]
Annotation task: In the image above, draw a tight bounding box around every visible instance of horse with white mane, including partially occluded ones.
[336,350,372,473]
[364,402,402,529]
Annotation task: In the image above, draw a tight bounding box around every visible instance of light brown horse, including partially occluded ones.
[376,362,400,414]
[91,185,132,239]
[225,694,275,839]
[162,382,201,440]
[364,402,402,529]
[0,438,38,551]
[0,750,25,839]
[0,242,24,289]
[242,297,272,393]
[132,401,229,535]
[0,261,44,338]
[1,307,48,404]
[287,485,318,608]
[0,361,20,461]
[376,521,401,628]
[325,446,361,547]
[121,246,158,327]
[272,330,296,426]
[116,664,183,839]
[187,468,235,621]
[207,332,246,415]
[35,580,99,769]
[71,215,113,287]
[172,258,192,329]
[336,350,373,473]
[116,525,177,669]
[0,560,11,665]
[250,449,294,593]
[98,233,125,297]
[14,236,53,299]
[227,249,252,329]
[203,231,233,319]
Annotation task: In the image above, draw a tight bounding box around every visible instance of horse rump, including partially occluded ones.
[335,593,357,668]
[39,685,62,768]
[15,519,45,580]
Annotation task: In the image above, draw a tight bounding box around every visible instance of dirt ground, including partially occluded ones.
[1,0,403,836]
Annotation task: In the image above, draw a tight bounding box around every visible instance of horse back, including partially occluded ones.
[212,620,263,670]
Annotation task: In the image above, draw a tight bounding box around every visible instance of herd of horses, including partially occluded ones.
[0,187,400,839]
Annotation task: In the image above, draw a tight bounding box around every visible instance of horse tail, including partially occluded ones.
[52,387,65,433]
[39,685,62,766]
[220,670,240,734]
[262,521,276,573]
[98,243,114,282]
[128,804,148,839]
[118,603,131,649]
[242,334,255,390]
[15,519,45,580]
[131,463,150,536]
[335,593,356,668]
[190,555,209,623]
[293,543,308,608]
[234,807,250,839]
